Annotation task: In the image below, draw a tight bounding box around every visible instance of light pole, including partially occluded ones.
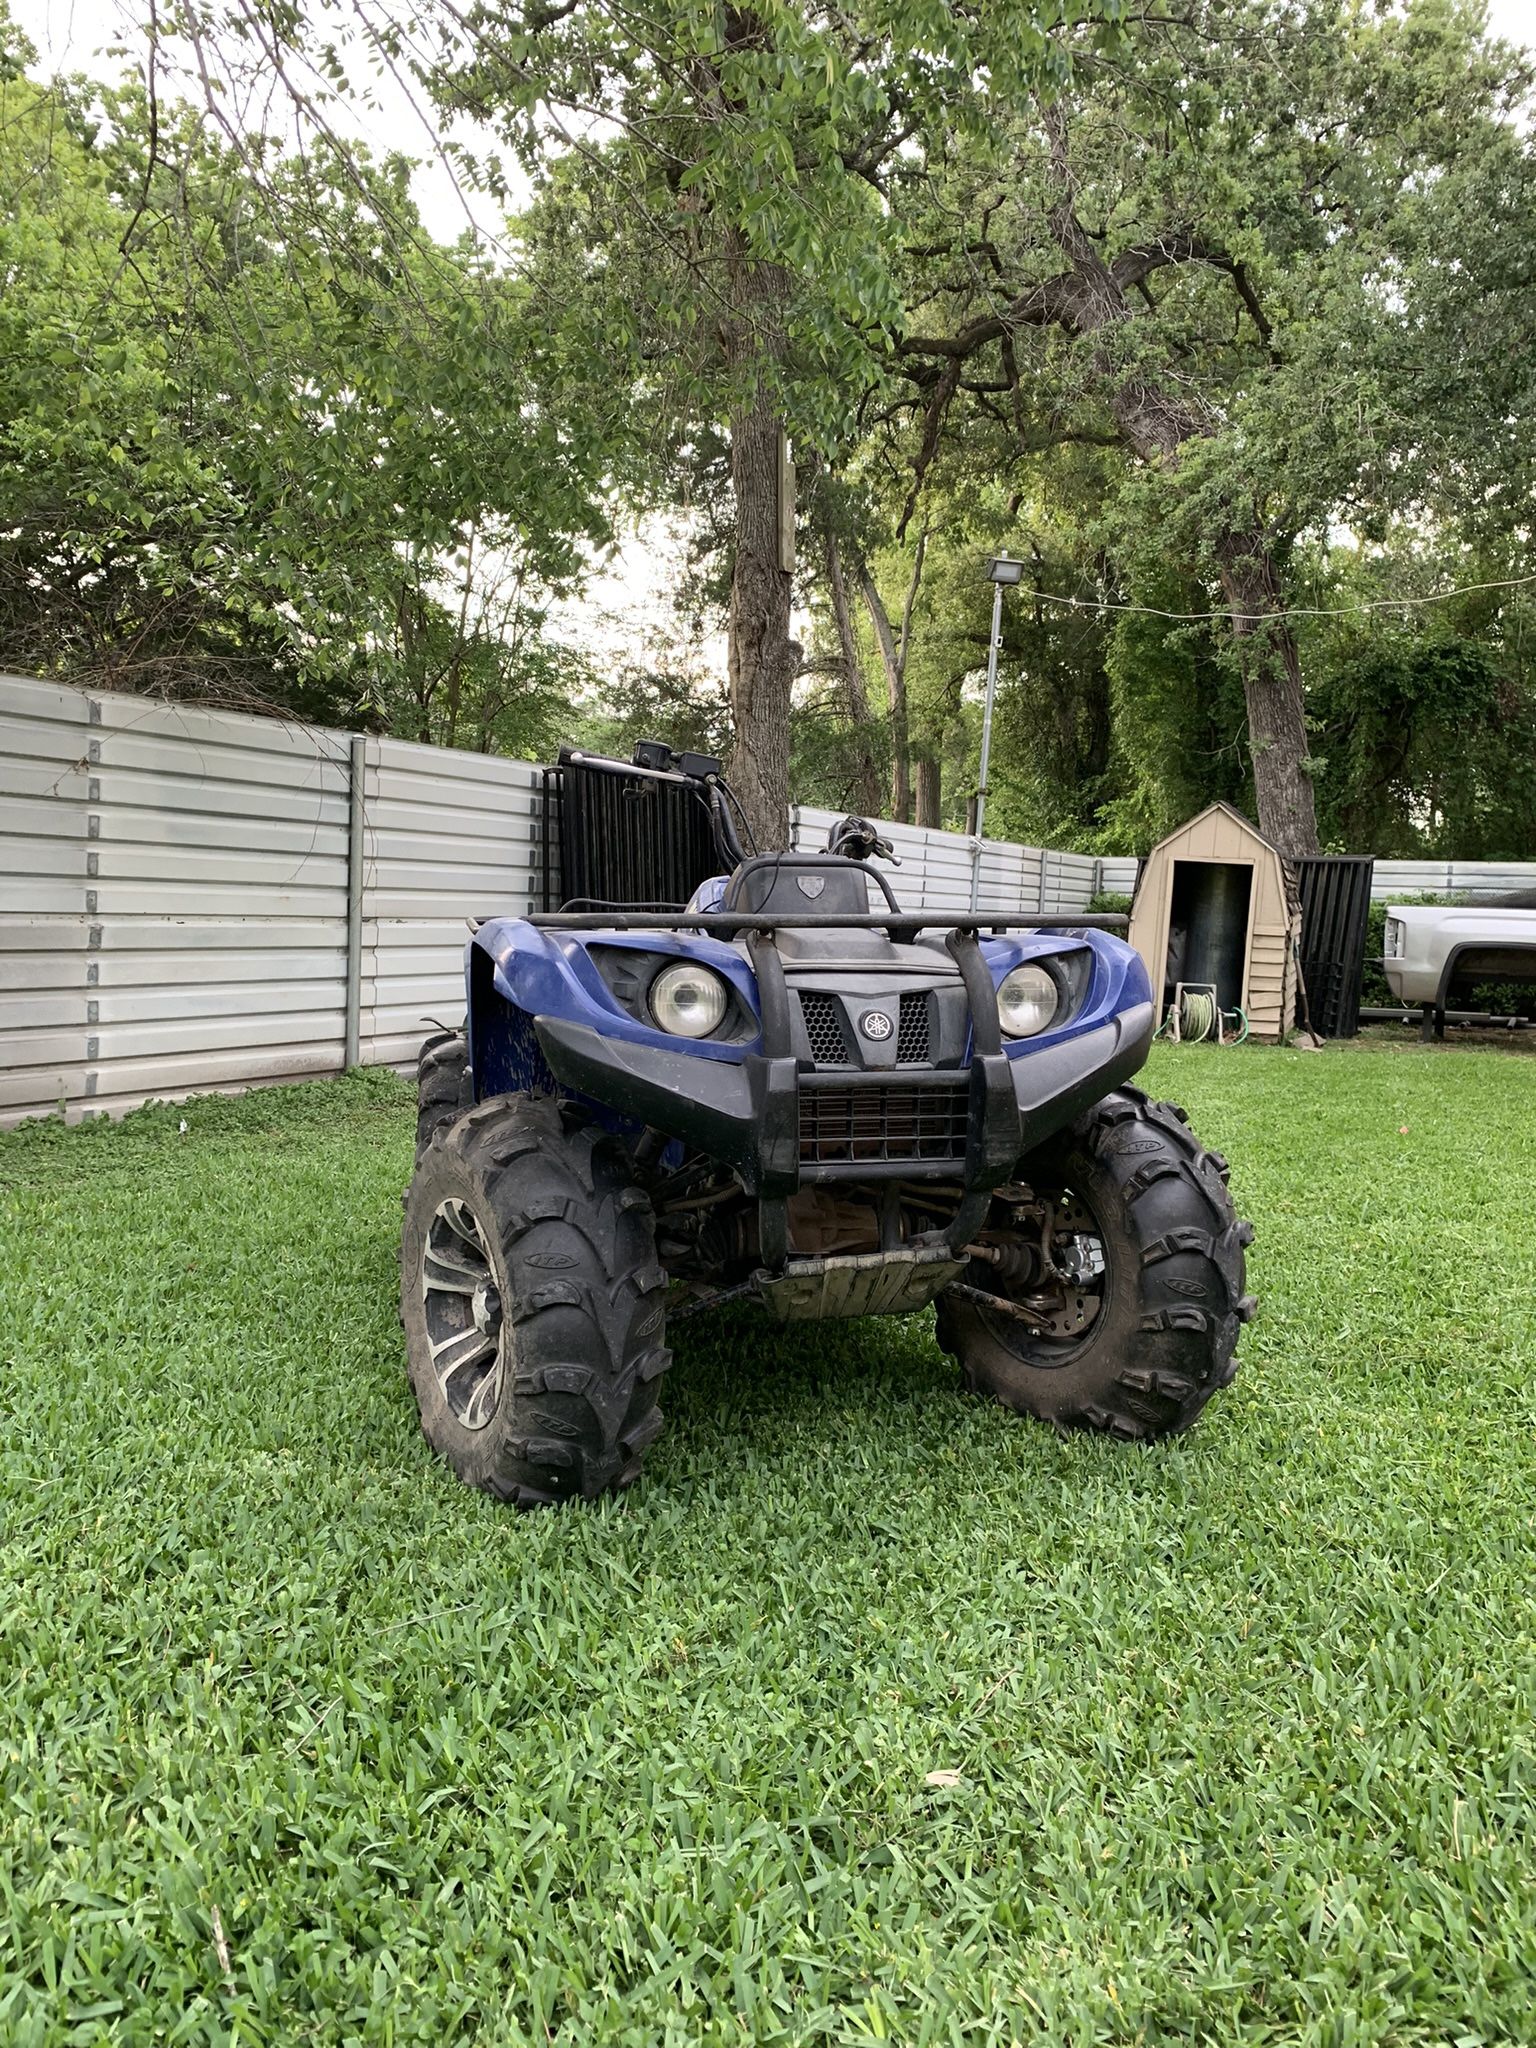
[969,550,1027,910]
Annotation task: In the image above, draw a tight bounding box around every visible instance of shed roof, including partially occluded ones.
[1147,800,1280,861]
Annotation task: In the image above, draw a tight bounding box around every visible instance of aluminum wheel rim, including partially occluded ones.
[421,1197,505,1430]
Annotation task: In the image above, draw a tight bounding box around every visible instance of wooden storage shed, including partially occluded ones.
[1128,802,1301,1042]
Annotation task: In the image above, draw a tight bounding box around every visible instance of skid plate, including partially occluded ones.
[752,1246,966,1321]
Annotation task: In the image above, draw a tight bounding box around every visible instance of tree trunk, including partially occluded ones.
[859,542,924,826]
[725,383,798,848]
[722,253,799,851]
[1215,533,1320,858]
[822,528,883,815]
[914,747,941,828]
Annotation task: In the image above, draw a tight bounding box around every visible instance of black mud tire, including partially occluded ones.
[400,1094,671,1506]
[416,1027,473,1164]
[936,1086,1256,1442]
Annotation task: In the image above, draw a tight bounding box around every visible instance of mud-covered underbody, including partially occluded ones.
[646,1158,1116,1328]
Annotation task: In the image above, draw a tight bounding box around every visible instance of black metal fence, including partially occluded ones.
[541,755,724,913]
[1296,856,1376,1037]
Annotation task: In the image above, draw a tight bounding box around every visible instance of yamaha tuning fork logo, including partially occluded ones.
[859,1010,894,1042]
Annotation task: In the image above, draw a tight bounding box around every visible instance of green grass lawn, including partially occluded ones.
[3,1044,1535,2046]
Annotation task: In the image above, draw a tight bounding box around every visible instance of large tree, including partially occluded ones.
[140,0,1089,843]
[870,0,1531,856]
[17,0,1534,858]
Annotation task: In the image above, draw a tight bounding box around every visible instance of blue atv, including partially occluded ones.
[401,745,1253,1505]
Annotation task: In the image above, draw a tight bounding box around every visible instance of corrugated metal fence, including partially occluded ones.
[1369,860,1536,899]
[3,672,1531,1124]
[2,679,545,1125]
[2,678,1128,1125]
[790,809,1136,912]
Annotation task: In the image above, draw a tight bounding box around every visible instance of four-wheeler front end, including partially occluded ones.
[400,748,1254,1505]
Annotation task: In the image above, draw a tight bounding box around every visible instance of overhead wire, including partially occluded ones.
[1011,569,1536,625]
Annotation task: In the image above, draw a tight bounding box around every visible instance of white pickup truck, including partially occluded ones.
[1383,891,1536,1035]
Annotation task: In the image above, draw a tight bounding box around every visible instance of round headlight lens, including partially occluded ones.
[649,960,729,1039]
[996,962,1059,1038]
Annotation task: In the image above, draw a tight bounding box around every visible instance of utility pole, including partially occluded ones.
[970,551,1025,911]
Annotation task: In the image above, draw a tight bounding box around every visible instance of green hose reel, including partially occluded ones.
[1155,982,1251,1046]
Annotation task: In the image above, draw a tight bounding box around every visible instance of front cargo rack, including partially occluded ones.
[527,911,1128,933]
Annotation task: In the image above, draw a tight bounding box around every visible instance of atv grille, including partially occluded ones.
[799,1081,970,1167]
[896,992,930,1064]
[799,992,850,1066]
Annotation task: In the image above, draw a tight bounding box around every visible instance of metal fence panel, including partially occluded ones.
[1098,856,1139,897]
[90,697,353,1117]
[1371,860,1536,900]
[1041,849,1097,915]
[0,678,356,1123]
[790,809,1100,918]
[1296,856,1375,1037]
[359,737,545,1068]
[0,678,90,1120]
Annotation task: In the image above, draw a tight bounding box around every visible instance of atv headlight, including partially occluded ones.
[997,962,1060,1039]
[649,960,729,1039]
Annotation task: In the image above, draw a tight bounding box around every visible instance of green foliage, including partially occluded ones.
[4,1048,1536,2039]
[1095,579,1253,850]
[0,51,604,738]
[1085,890,1133,917]
[845,0,1536,854]
[979,550,1118,849]
[1466,980,1536,1020]
[788,698,890,815]
[576,645,733,764]
[8,0,1536,843]
[1305,559,1536,857]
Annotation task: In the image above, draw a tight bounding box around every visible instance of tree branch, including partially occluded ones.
[896,357,960,537]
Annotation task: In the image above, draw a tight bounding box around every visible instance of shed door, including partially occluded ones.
[1166,861,1253,1012]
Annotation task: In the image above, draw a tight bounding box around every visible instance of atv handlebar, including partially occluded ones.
[825,814,900,865]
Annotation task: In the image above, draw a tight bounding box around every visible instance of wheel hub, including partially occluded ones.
[979,1189,1106,1348]
[421,1196,505,1430]
[471,1279,500,1337]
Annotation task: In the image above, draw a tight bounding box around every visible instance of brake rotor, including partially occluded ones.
[1007,1190,1105,1343]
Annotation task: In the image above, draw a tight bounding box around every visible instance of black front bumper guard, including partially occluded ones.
[528,910,1150,1276]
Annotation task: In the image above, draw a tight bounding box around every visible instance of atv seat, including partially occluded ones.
[722,852,901,918]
